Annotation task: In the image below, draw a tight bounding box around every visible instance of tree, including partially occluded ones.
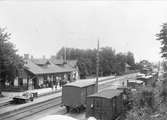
[0,28,24,89]
[115,53,127,75]
[156,23,167,58]
[156,23,167,103]
[77,58,88,79]
[56,47,136,78]
[126,52,135,67]
[99,47,116,76]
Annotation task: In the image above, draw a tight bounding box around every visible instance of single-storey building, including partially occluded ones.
[2,56,79,91]
[125,63,133,73]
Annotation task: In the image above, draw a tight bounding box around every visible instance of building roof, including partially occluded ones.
[24,60,43,74]
[32,59,50,65]
[50,57,77,68]
[50,59,64,65]
[88,89,122,99]
[128,79,144,84]
[67,60,77,68]
[58,63,76,71]
[125,63,131,68]
[144,75,152,79]
[64,79,96,88]
[24,59,75,75]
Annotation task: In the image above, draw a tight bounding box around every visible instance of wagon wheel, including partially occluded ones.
[80,105,85,111]
[25,99,29,103]
[66,106,70,113]
[76,107,80,113]
[30,97,34,101]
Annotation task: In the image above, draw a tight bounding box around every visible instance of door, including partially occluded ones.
[93,97,103,120]
[33,78,38,89]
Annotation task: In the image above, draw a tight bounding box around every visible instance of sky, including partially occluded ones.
[0,0,166,62]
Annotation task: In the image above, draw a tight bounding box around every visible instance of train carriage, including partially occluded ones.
[62,79,97,112]
[86,89,124,120]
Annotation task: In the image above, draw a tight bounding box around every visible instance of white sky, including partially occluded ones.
[0,1,166,62]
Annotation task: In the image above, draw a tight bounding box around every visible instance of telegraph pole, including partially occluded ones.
[64,47,66,63]
[65,47,66,63]
[96,40,99,92]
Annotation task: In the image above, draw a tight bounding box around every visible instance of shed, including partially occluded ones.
[86,89,124,120]
[62,79,97,112]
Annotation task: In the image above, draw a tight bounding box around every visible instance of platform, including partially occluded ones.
[0,90,62,115]
[0,87,62,110]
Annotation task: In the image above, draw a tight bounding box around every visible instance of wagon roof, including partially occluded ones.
[64,79,96,88]
[88,89,122,99]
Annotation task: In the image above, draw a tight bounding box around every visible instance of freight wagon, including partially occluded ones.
[137,75,153,86]
[62,79,97,112]
[127,79,144,89]
[86,89,124,120]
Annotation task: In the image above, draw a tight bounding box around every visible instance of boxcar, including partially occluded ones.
[62,79,97,112]
[127,79,144,88]
[137,75,153,86]
[86,89,124,120]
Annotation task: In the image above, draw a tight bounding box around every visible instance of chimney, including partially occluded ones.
[24,54,29,60]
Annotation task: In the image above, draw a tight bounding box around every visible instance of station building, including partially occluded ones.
[2,55,79,92]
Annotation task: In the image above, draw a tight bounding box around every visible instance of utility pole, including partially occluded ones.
[64,47,66,64]
[96,40,99,92]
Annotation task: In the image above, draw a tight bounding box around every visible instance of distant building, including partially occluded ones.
[139,60,153,75]
[125,63,132,73]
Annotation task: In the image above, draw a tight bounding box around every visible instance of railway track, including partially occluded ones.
[0,73,137,120]
[0,101,11,108]
[0,97,61,120]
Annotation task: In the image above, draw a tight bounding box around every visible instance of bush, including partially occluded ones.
[130,86,161,114]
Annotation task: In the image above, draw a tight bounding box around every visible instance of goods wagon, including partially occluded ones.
[86,89,124,120]
[62,79,97,112]
[127,79,144,89]
[137,75,153,86]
